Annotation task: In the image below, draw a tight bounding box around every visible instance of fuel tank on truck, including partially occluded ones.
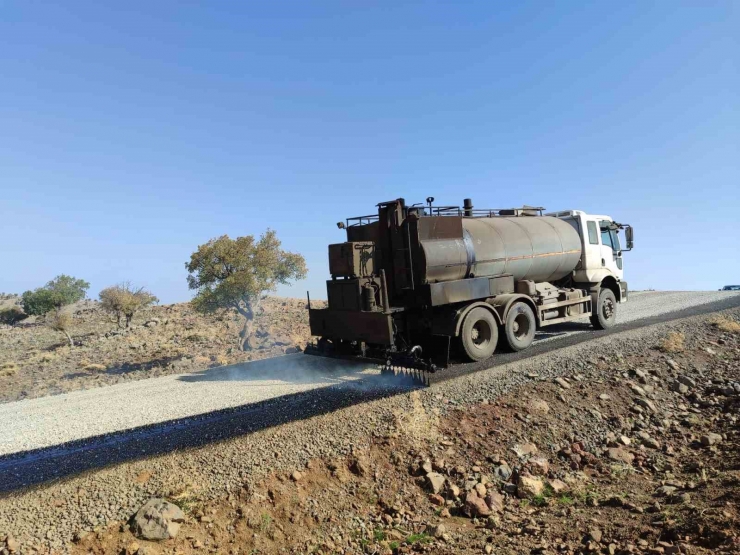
[420,216,582,284]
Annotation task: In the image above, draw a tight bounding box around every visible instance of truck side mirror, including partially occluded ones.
[625,226,634,250]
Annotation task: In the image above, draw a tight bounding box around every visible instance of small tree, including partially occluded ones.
[99,283,158,328]
[186,230,307,350]
[21,275,90,316]
[46,307,75,347]
[0,306,28,326]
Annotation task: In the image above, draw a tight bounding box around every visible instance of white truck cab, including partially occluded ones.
[546,209,633,326]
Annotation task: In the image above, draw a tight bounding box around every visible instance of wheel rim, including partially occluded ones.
[513,312,531,340]
[602,298,615,320]
[471,320,492,348]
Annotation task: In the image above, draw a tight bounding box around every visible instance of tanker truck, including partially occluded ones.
[306,197,634,376]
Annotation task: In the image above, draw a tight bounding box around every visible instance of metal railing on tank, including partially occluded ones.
[343,203,546,227]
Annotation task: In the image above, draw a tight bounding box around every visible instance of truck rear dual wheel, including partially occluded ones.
[459,307,499,362]
[503,302,536,352]
[591,288,617,330]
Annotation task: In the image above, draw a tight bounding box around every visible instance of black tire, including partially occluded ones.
[503,302,536,352]
[591,288,617,330]
[459,307,499,362]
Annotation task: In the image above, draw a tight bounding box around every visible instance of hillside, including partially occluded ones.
[0,297,322,404]
[0,307,737,554]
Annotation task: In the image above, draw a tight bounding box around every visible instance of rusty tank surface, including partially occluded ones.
[421,213,582,285]
[305,197,632,382]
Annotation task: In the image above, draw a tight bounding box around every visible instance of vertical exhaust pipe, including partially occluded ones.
[463,198,473,217]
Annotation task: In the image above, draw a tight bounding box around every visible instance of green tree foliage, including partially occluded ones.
[0,306,28,326]
[46,307,75,347]
[99,283,158,328]
[21,275,90,316]
[186,230,307,350]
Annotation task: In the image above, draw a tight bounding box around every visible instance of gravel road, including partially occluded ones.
[1,290,738,458]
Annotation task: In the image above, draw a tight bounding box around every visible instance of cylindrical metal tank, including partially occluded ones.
[420,216,582,284]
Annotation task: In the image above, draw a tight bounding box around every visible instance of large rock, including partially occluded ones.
[426,472,446,494]
[700,433,722,446]
[528,399,550,415]
[464,491,491,517]
[607,448,635,465]
[425,523,446,538]
[669,380,689,394]
[516,474,544,498]
[636,431,660,449]
[132,498,185,540]
[485,490,505,513]
[634,397,657,413]
[5,536,20,553]
[512,443,538,458]
[494,462,512,482]
[529,456,549,475]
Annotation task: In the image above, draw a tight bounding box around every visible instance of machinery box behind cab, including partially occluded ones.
[328,241,375,278]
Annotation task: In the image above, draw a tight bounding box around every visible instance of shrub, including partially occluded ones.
[711,316,740,334]
[46,307,75,347]
[99,283,158,328]
[21,275,89,316]
[82,363,107,372]
[0,306,28,326]
[658,331,685,353]
[0,362,19,377]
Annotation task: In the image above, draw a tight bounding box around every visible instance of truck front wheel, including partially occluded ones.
[591,288,617,330]
[459,307,499,362]
[503,302,536,351]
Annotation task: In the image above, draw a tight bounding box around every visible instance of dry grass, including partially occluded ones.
[393,391,440,445]
[0,361,19,376]
[82,363,107,372]
[210,354,230,367]
[658,331,685,353]
[39,352,57,363]
[192,355,210,367]
[711,316,740,334]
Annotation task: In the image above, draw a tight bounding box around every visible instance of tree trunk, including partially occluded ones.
[236,301,258,351]
[63,330,74,348]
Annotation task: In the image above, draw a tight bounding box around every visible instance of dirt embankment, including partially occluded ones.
[0,297,321,404]
[52,312,740,555]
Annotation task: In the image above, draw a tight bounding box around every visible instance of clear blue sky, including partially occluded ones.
[1,1,738,303]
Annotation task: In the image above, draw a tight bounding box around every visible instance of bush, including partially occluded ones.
[711,316,740,334]
[0,362,19,377]
[21,275,89,316]
[658,331,684,353]
[99,282,158,328]
[0,306,28,326]
[46,307,75,347]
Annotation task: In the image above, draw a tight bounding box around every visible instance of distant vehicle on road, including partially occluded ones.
[720,285,740,291]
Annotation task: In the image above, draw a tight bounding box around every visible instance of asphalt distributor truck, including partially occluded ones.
[306,198,633,381]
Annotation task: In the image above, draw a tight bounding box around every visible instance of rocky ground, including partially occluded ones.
[1,309,738,555]
[0,297,319,404]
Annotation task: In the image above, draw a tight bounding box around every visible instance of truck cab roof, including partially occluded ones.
[545,210,613,222]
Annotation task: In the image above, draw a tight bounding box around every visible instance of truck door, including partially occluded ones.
[599,221,624,279]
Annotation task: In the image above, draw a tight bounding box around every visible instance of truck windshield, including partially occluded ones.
[611,229,621,252]
[600,221,621,252]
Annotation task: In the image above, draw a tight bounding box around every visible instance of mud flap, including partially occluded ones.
[620,281,628,302]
